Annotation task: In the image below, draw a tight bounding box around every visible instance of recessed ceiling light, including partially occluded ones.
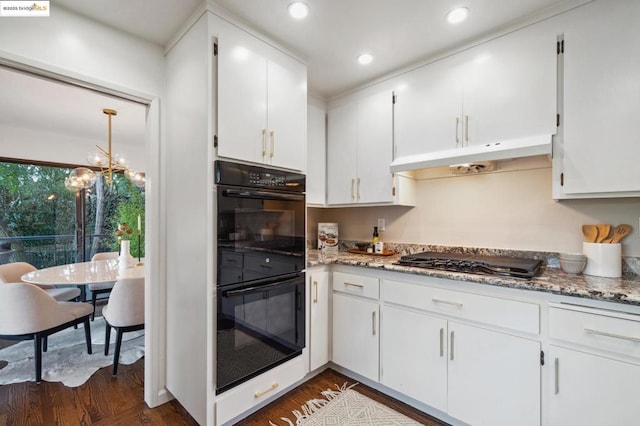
[358,53,373,65]
[446,7,469,24]
[288,2,310,19]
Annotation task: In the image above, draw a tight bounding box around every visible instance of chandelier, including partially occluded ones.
[86,108,145,188]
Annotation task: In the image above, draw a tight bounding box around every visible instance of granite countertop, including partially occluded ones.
[307,249,640,306]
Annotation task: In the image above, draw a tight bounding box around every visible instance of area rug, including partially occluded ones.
[271,383,423,425]
[0,319,144,387]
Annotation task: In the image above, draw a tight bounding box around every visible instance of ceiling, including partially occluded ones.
[1,0,583,156]
[54,0,582,99]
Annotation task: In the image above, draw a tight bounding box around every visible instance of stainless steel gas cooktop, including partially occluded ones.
[395,252,543,279]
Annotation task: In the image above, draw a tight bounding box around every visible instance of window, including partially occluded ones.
[0,160,144,268]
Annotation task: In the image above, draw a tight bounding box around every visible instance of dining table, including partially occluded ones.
[21,259,145,301]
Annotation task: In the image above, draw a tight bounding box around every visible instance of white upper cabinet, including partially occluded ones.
[395,24,556,157]
[555,0,640,197]
[218,27,307,171]
[306,101,326,205]
[327,90,410,206]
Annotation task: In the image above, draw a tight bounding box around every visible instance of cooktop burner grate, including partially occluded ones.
[395,252,543,279]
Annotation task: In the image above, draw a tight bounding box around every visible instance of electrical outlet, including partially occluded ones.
[378,218,385,232]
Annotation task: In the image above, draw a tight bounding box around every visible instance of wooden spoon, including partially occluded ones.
[595,224,611,243]
[604,224,632,244]
[581,224,598,243]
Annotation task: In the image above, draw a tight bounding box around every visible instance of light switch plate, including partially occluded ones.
[378,218,385,232]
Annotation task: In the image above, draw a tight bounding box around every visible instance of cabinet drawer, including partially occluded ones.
[243,252,302,276]
[216,355,305,425]
[333,272,379,300]
[383,279,539,334]
[550,305,640,358]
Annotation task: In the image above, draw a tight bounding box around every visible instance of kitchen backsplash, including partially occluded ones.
[307,238,640,279]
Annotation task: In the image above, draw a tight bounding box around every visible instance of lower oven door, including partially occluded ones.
[216,272,305,394]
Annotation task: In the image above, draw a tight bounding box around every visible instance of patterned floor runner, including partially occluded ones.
[271,383,424,425]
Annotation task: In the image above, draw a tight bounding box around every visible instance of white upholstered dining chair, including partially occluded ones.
[0,282,93,382]
[0,262,80,301]
[89,251,119,320]
[102,276,144,375]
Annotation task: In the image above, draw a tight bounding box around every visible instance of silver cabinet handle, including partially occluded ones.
[554,358,559,395]
[269,130,275,158]
[262,129,267,157]
[255,383,278,398]
[313,280,318,304]
[351,178,355,200]
[455,117,460,147]
[439,328,444,357]
[432,298,463,308]
[585,328,640,343]
[450,330,455,361]
[357,178,361,200]
[465,115,469,144]
[344,282,364,288]
[372,311,376,335]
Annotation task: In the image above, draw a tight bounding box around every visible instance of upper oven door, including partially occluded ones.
[217,185,306,287]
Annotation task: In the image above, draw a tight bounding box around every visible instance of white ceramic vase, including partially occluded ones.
[119,240,135,271]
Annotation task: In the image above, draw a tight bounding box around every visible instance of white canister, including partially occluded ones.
[318,223,339,255]
[583,242,622,278]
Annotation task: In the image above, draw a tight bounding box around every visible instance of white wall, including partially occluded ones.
[0,124,146,170]
[0,6,163,97]
[313,159,640,257]
[0,5,167,409]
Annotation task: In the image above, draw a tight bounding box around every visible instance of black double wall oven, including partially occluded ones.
[215,161,306,394]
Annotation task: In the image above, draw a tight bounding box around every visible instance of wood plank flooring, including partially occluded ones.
[0,360,447,425]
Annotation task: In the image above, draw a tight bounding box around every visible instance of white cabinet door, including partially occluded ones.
[218,30,268,165]
[394,56,463,158]
[267,56,306,171]
[561,0,640,194]
[381,305,448,412]
[309,270,330,371]
[356,91,394,204]
[332,293,379,381]
[549,346,640,426]
[448,322,540,426]
[463,27,557,148]
[327,102,357,205]
[306,102,326,205]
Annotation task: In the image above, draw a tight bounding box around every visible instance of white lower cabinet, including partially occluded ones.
[381,305,448,412]
[447,322,540,426]
[308,268,330,371]
[548,346,640,426]
[380,277,540,426]
[548,303,640,425]
[332,292,379,381]
[215,355,305,425]
[381,305,540,426]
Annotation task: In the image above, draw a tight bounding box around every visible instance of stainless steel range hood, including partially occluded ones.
[390,134,552,173]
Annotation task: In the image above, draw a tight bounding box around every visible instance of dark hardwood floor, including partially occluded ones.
[0,358,446,425]
[0,358,197,426]
[240,368,448,426]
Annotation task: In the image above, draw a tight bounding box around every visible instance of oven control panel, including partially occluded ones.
[216,160,305,192]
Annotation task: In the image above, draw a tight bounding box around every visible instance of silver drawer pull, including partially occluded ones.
[450,331,455,361]
[439,328,444,357]
[344,282,364,289]
[585,328,640,343]
[432,298,463,308]
[313,280,318,304]
[372,311,376,335]
[554,358,559,395]
[254,383,278,398]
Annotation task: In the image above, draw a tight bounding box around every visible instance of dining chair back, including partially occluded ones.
[102,276,144,375]
[0,262,80,301]
[88,252,119,320]
[0,282,93,382]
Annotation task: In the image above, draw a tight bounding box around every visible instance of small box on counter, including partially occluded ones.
[318,223,339,254]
